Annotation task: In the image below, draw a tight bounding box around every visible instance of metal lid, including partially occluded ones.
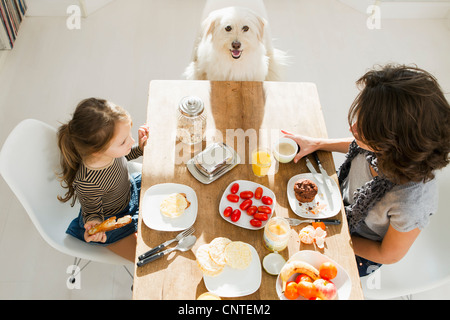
[179,96,204,117]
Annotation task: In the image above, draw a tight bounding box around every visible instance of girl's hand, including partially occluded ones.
[281,130,321,163]
[138,124,150,150]
[84,220,107,243]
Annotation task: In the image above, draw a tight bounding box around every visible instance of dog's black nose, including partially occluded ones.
[232,41,241,50]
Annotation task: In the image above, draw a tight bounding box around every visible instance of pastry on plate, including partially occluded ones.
[160,193,191,218]
[293,179,318,203]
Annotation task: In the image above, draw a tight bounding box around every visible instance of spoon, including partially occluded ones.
[137,235,197,267]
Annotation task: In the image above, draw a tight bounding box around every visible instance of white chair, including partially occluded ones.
[0,119,139,286]
[360,165,450,299]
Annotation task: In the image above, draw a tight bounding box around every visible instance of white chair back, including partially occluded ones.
[361,165,450,299]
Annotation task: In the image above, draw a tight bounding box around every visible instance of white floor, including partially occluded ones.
[0,0,449,299]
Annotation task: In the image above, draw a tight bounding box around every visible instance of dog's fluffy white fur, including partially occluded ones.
[184,7,287,81]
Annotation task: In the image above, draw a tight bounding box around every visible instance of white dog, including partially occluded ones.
[184,7,287,81]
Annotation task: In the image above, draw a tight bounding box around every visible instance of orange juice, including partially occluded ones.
[252,149,272,177]
[263,217,290,252]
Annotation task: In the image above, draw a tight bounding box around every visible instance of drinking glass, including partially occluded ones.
[251,148,272,177]
[262,217,290,275]
[263,217,290,252]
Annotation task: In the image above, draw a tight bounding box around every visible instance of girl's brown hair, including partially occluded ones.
[348,64,450,184]
[57,98,130,205]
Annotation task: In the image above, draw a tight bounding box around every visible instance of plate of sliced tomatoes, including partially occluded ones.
[219,180,276,230]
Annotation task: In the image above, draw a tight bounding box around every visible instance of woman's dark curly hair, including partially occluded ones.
[348,64,450,184]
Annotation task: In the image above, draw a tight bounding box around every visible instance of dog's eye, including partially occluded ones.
[242,26,249,32]
[225,25,232,32]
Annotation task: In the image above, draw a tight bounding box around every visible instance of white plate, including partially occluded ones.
[219,180,276,230]
[287,173,341,219]
[276,250,351,300]
[204,243,261,297]
[141,183,197,231]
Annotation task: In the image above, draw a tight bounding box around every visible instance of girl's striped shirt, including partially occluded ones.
[74,146,143,224]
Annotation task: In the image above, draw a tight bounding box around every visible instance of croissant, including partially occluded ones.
[88,215,132,236]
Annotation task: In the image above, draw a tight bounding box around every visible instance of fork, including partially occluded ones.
[284,217,340,226]
[138,226,195,261]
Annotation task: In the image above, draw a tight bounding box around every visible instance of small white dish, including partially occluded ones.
[219,180,276,230]
[287,173,341,219]
[204,243,261,297]
[141,183,197,231]
[273,137,298,163]
[276,250,352,300]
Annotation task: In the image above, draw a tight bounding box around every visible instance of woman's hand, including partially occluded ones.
[138,124,150,150]
[281,130,353,162]
[281,130,321,163]
[84,220,107,243]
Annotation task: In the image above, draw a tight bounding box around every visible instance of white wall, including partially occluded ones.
[26,0,115,17]
[339,0,450,19]
[0,51,8,72]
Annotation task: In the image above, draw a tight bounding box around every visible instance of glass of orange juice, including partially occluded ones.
[251,148,272,177]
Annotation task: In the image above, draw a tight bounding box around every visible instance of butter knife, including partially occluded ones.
[305,156,335,212]
[312,152,335,192]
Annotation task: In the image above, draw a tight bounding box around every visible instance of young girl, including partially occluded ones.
[57,98,149,262]
[284,64,450,276]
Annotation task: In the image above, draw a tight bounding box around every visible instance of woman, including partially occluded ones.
[284,64,450,276]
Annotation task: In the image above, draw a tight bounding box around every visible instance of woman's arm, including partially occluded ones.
[352,225,421,264]
[281,130,354,163]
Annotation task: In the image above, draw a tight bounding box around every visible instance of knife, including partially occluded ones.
[305,156,335,212]
[138,227,195,261]
[312,152,335,192]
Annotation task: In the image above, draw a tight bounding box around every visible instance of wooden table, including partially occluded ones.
[132,80,364,300]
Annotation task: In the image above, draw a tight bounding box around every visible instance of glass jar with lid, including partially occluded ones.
[176,96,207,145]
